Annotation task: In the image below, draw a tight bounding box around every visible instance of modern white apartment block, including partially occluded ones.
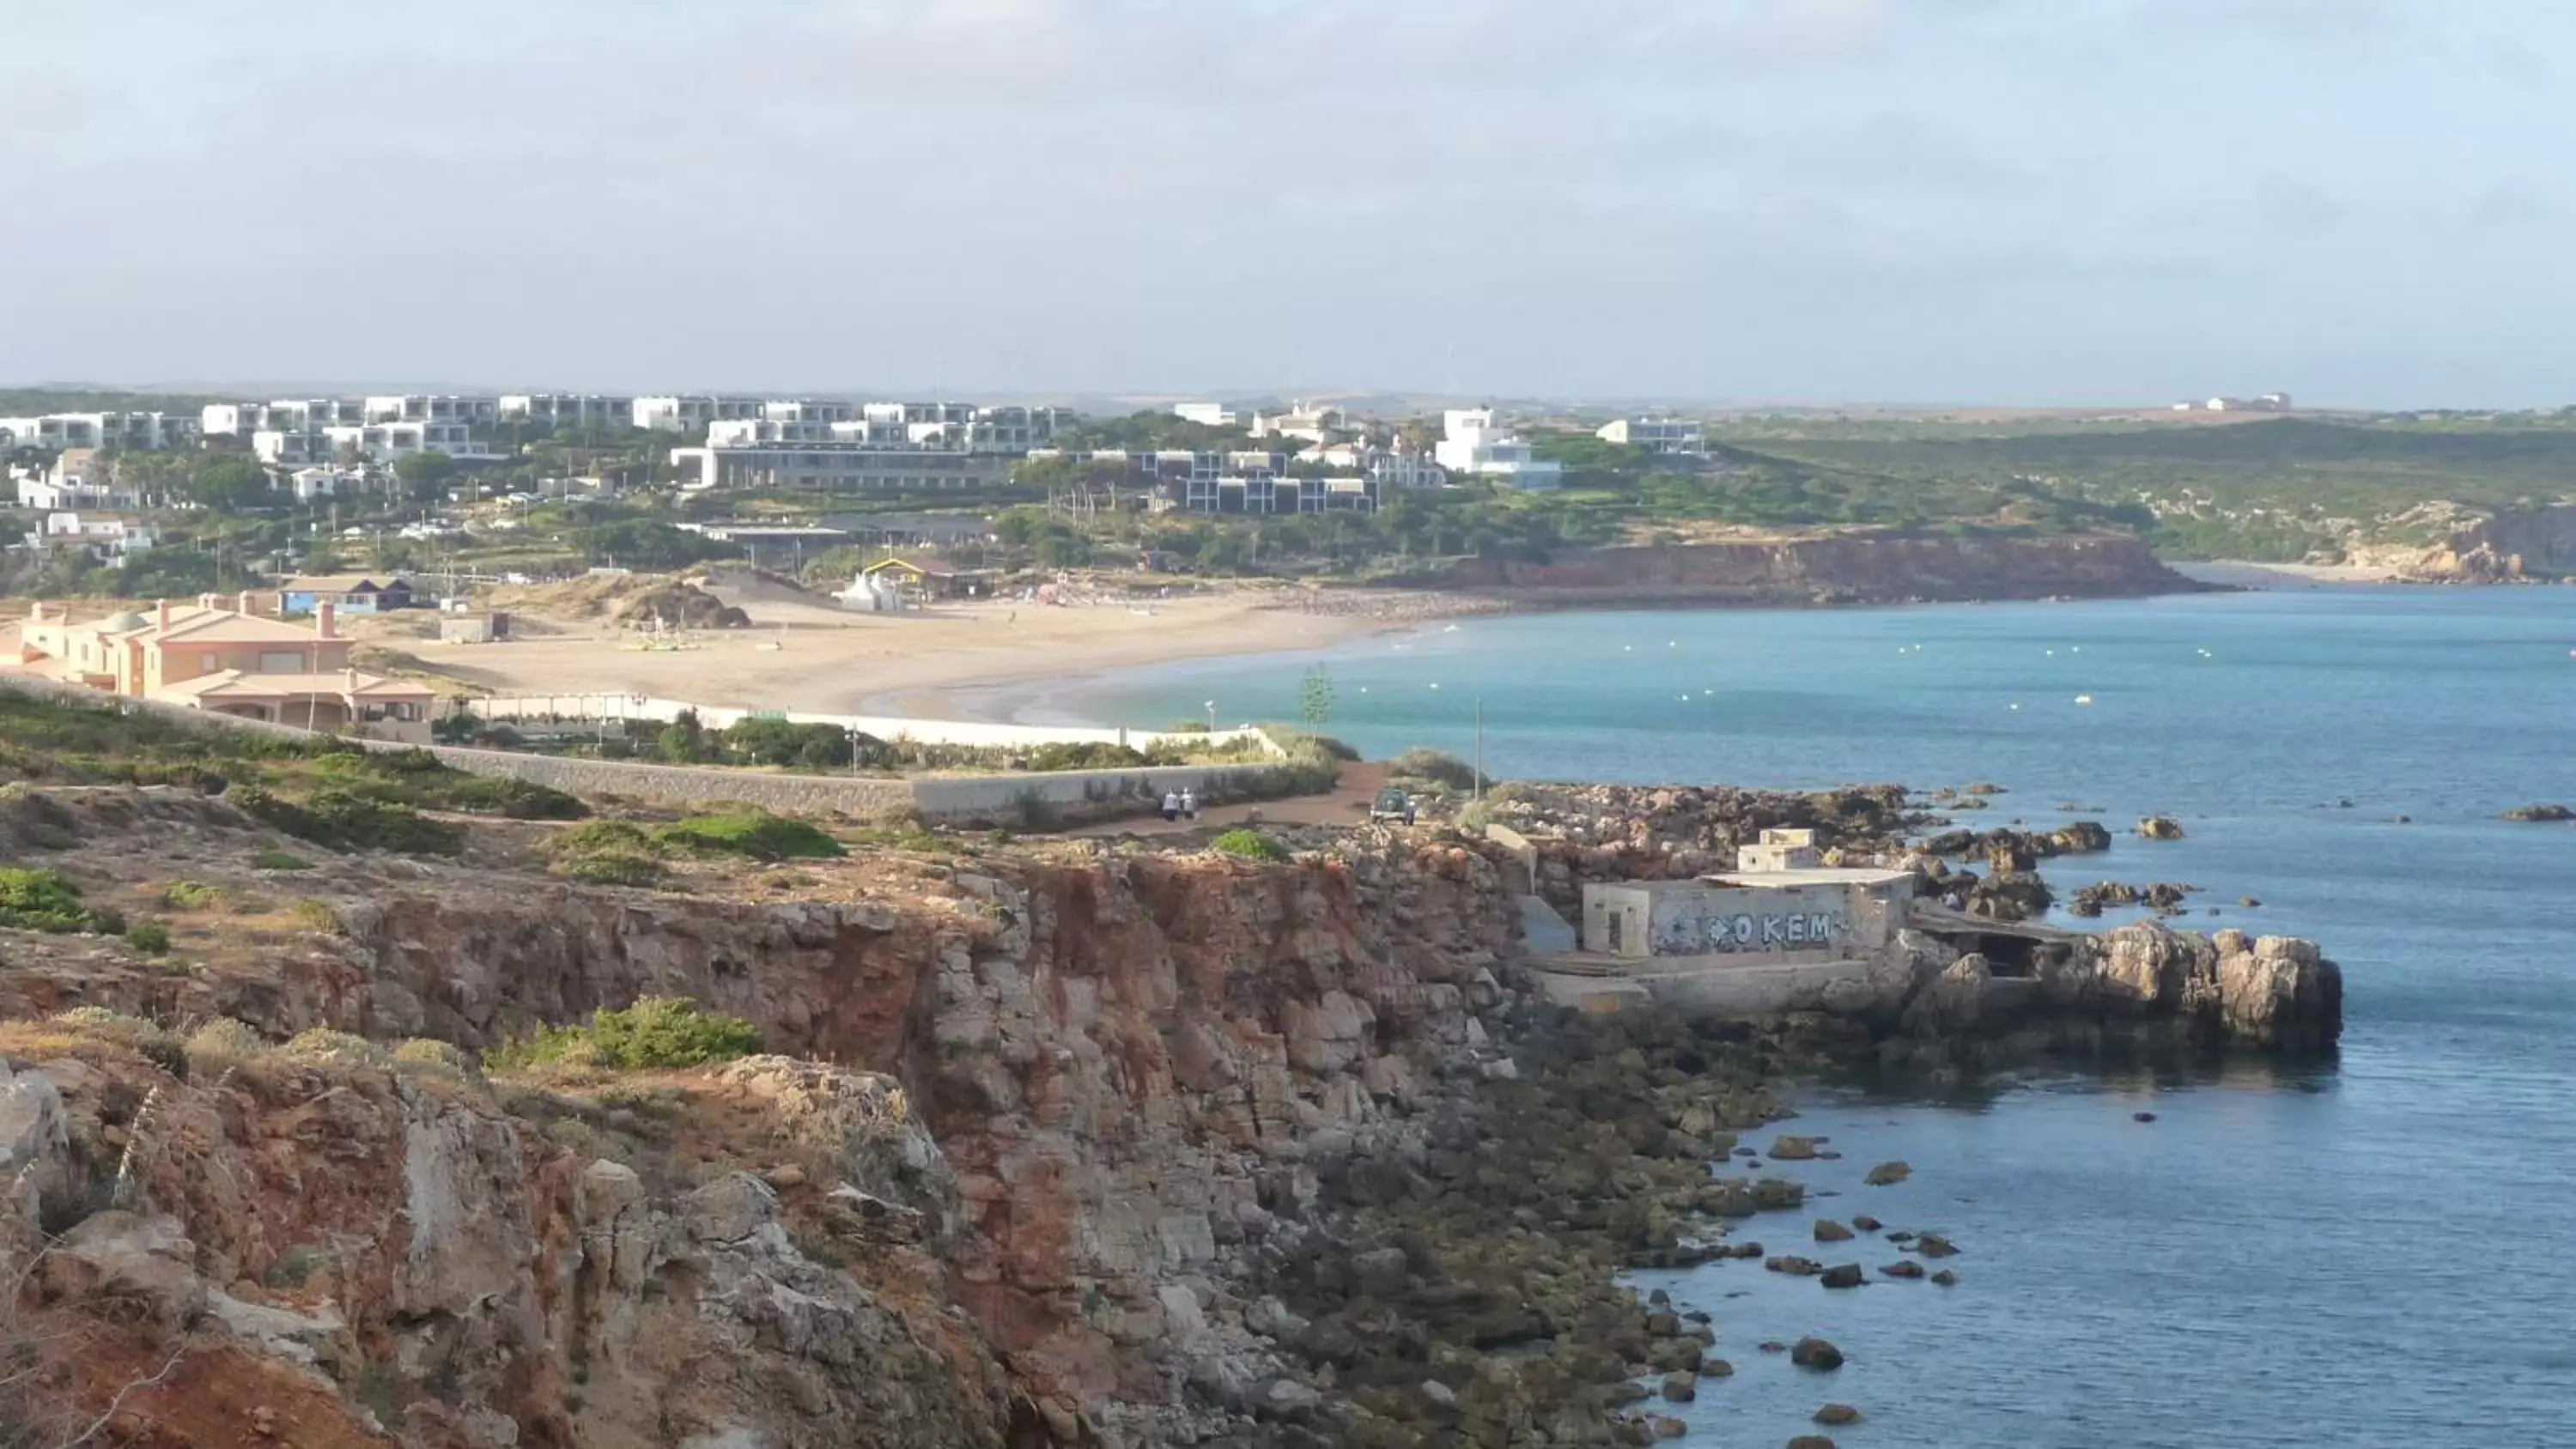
[631,396,768,431]
[253,422,501,466]
[203,399,368,435]
[1024,448,1381,515]
[498,393,634,426]
[668,443,1013,493]
[0,412,197,452]
[363,395,500,425]
[1596,416,1707,455]
[1172,402,1239,427]
[1435,409,1563,489]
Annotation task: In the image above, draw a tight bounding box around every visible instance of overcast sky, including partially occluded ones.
[8,0,2572,406]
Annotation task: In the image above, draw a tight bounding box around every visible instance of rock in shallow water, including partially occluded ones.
[1790,1337,1844,1371]
[1862,1161,1911,1186]
[1814,1404,1863,1425]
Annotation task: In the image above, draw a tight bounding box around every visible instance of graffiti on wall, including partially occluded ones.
[1654,905,1850,956]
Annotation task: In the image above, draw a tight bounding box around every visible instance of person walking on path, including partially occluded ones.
[1180,787,1198,822]
[1161,790,1182,822]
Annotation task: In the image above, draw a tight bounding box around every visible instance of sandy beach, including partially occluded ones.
[2171,559,2406,588]
[372,584,1437,724]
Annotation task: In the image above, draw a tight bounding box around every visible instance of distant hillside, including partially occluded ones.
[1716,417,2576,562]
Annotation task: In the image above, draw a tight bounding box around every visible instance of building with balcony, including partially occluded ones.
[364,395,500,425]
[1434,409,1562,490]
[0,412,197,452]
[202,399,368,435]
[632,396,769,431]
[1595,416,1707,456]
[669,442,1012,493]
[497,393,635,427]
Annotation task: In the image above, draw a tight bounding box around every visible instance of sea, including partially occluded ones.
[1044,585,2576,1448]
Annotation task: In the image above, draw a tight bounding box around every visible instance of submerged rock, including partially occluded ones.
[1814,1404,1863,1426]
[1862,1161,1911,1186]
[1790,1337,1844,1371]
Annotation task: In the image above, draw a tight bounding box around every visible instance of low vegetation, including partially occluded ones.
[0,868,108,934]
[1210,828,1291,862]
[1387,748,1485,794]
[484,997,763,1074]
[649,813,845,862]
[0,693,581,858]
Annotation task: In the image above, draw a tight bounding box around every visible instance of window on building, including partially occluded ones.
[200,652,219,672]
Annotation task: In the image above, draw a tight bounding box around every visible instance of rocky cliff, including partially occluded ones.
[2391,504,2576,581]
[1418,531,2196,606]
[0,785,2339,1447]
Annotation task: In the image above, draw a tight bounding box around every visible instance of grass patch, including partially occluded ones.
[252,848,313,871]
[1210,828,1291,863]
[649,814,844,862]
[551,853,668,888]
[288,898,343,934]
[185,1017,268,1066]
[234,785,465,856]
[484,997,762,1074]
[159,881,230,912]
[124,922,172,955]
[550,820,660,856]
[282,1028,392,1070]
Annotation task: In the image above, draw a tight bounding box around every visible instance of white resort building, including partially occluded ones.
[1435,409,1562,489]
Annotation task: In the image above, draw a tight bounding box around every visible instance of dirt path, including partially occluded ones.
[1063,763,1396,839]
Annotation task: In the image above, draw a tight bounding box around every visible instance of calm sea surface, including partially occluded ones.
[1052,587,2576,1448]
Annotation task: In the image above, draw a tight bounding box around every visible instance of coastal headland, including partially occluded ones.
[0,687,2341,1447]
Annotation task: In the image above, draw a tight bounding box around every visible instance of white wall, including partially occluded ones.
[464,693,1282,755]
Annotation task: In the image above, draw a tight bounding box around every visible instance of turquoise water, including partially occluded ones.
[1058,589,2576,1447]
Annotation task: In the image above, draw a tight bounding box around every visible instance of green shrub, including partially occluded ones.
[484,997,762,1073]
[185,1017,267,1064]
[252,849,313,871]
[440,774,589,821]
[1024,741,1146,773]
[551,853,667,888]
[650,814,844,862]
[0,867,96,932]
[1210,828,1291,863]
[550,820,659,858]
[52,1009,184,1074]
[286,899,342,934]
[160,881,229,912]
[1387,749,1484,792]
[391,1038,480,1084]
[283,1028,392,1070]
[234,785,465,856]
[125,923,172,955]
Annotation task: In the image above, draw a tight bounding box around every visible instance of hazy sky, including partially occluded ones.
[9,0,2572,406]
